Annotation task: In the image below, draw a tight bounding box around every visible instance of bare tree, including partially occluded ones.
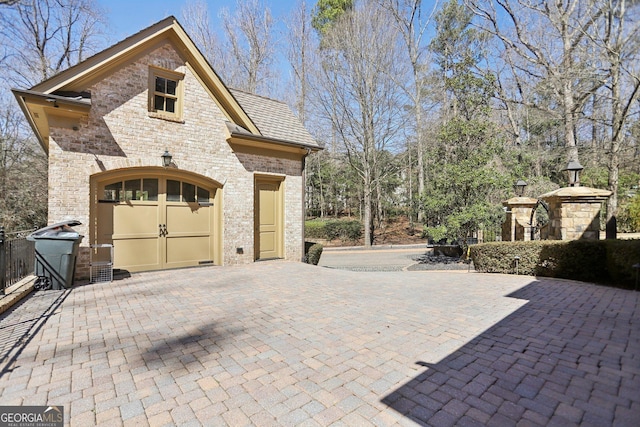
[0,0,107,87]
[0,98,48,230]
[181,0,223,71]
[220,0,277,95]
[592,0,640,234]
[0,0,107,229]
[467,0,608,165]
[378,0,439,223]
[314,0,407,246]
[284,0,317,124]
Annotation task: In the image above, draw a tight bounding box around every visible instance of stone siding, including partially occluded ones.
[501,198,538,242]
[546,199,602,240]
[47,41,304,278]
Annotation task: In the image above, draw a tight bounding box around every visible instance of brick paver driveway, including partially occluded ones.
[0,262,638,426]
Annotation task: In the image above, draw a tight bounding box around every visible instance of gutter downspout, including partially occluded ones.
[301,147,312,262]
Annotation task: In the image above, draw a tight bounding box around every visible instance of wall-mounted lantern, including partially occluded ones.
[514,179,527,197]
[161,149,172,167]
[564,160,583,187]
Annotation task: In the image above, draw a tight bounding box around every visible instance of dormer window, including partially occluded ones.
[148,66,184,122]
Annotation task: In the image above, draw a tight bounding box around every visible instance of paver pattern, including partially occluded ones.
[0,261,638,426]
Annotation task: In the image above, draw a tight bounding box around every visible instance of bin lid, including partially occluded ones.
[27,220,82,240]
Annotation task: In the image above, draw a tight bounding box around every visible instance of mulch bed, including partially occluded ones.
[408,254,473,271]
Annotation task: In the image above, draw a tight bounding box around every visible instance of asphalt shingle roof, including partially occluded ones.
[229,89,320,149]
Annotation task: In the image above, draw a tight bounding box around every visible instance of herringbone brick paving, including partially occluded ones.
[0,262,638,426]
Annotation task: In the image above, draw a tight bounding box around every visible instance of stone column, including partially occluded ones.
[502,197,538,241]
[539,187,611,240]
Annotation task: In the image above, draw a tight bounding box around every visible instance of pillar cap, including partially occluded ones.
[540,186,612,201]
[502,196,539,207]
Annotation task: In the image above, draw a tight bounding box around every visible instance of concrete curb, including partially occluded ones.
[322,243,429,251]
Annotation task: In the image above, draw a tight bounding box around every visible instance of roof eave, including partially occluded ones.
[12,89,92,154]
[12,89,91,109]
[226,124,322,154]
[12,89,46,152]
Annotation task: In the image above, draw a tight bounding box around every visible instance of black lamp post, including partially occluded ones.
[514,179,527,197]
[564,160,583,187]
[161,149,172,167]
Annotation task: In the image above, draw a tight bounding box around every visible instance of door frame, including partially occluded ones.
[90,167,224,270]
[254,174,284,261]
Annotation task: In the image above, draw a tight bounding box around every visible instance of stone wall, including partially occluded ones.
[545,199,603,240]
[502,198,537,242]
[540,187,611,241]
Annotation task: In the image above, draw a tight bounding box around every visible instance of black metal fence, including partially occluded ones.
[476,227,502,243]
[0,226,36,295]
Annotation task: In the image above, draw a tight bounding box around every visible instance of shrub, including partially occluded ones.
[304,219,363,242]
[422,225,447,243]
[470,239,640,288]
[469,241,545,276]
[305,243,323,265]
[342,220,363,241]
[604,239,640,285]
[304,220,326,239]
[537,240,608,283]
[628,194,640,231]
[323,220,341,241]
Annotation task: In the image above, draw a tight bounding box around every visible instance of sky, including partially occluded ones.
[98,0,298,42]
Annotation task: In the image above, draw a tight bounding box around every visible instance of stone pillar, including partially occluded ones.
[502,197,538,241]
[539,187,611,240]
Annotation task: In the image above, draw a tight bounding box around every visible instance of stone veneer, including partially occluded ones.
[540,186,612,241]
[47,41,305,279]
[502,197,539,241]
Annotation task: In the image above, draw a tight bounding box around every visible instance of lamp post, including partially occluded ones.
[161,149,172,167]
[514,179,527,197]
[563,160,583,187]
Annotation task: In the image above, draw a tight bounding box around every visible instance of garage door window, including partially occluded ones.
[167,179,210,203]
[102,179,159,201]
[183,182,196,202]
[167,180,181,202]
[197,187,210,203]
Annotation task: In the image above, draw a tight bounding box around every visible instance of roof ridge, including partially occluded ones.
[229,88,287,105]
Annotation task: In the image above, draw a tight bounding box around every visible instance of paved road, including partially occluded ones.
[319,245,470,272]
[319,246,430,271]
[0,262,638,426]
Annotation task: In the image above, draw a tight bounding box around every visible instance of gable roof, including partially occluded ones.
[12,16,321,154]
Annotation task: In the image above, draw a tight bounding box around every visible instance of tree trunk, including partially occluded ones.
[606,162,618,239]
[563,79,579,164]
[415,78,425,222]
[363,170,373,247]
[607,59,623,239]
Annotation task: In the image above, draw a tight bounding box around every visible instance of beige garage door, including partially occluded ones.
[97,174,218,272]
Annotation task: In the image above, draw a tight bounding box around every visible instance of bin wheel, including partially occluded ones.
[34,277,51,291]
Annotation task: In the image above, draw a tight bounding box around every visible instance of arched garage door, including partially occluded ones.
[92,169,222,272]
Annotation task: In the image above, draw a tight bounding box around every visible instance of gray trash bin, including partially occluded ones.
[27,220,84,290]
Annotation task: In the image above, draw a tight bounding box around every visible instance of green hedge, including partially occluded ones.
[469,239,640,288]
[304,242,324,265]
[305,219,363,242]
[305,220,326,239]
